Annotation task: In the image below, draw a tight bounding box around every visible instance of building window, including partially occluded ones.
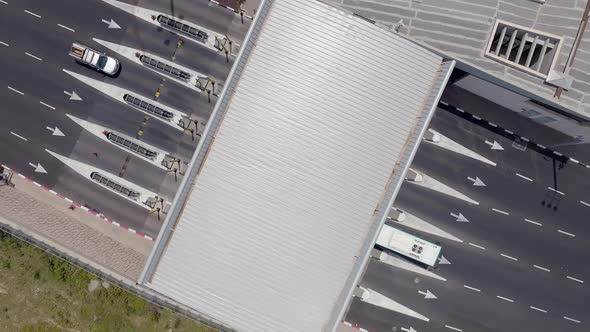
[486,20,561,78]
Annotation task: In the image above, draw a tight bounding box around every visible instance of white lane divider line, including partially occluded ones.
[463,285,481,292]
[533,265,550,272]
[580,200,590,208]
[10,132,28,141]
[25,52,43,61]
[7,86,24,95]
[524,218,542,226]
[0,40,8,47]
[445,325,462,332]
[501,253,518,261]
[547,187,565,196]
[492,208,510,215]
[24,10,41,18]
[515,173,533,182]
[468,242,486,250]
[57,24,75,32]
[39,101,56,110]
[563,316,581,324]
[530,306,548,313]
[0,0,7,5]
[558,229,575,237]
[496,295,514,303]
[566,276,584,284]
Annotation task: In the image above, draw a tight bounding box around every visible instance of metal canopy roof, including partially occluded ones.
[140,0,454,331]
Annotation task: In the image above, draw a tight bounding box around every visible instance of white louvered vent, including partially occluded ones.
[486,20,561,78]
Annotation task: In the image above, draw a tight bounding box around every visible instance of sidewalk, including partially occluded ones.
[0,172,153,281]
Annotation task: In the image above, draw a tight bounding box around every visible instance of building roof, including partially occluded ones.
[331,0,590,120]
[139,0,454,331]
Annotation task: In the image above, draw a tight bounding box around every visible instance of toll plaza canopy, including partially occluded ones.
[139,0,454,331]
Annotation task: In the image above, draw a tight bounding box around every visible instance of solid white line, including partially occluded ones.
[566,276,584,284]
[10,132,28,141]
[24,10,41,18]
[515,173,533,182]
[39,101,55,110]
[548,187,565,195]
[492,208,509,215]
[533,265,550,272]
[0,41,8,47]
[57,23,75,32]
[445,325,462,332]
[7,86,24,95]
[563,316,581,324]
[496,295,514,303]
[501,253,518,261]
[524,218,542,226]
[558,229,575,237]
[468,242,486,250]
[530,306,547,313]
[580,200,590,208]
[463,285,481,292]
[25,52,42,61]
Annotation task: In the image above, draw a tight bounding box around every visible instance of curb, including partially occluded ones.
[2,164,154,242]
[438,101,590,170]
[341,321,369,332]
[208,0,255,20]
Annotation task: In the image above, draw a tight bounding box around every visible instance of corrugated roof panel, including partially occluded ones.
[144,0,450,331]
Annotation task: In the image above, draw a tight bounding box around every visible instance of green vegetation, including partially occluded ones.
[0,232,216,332]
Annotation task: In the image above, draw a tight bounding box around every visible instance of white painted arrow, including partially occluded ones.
[418,290,437,299]
[439,255,451,265]
[401,327,417,332]
[485,140,504,150]
[101,19,121,29]
[29,162,47,174]
[46,126,65,137]
[450,212,469,222]
[63,90,82,101]
[467,176,486,186]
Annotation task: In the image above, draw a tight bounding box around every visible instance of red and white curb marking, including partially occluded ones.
[341,321,368,332]
[3,165,154,241]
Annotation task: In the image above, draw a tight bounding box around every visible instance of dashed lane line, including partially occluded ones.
[524,218,542,226]
[468,242,486,250]
[564,316,581,324]
[0,41,8,47]
[515,173,533,182]
[57,24,75,32]
[492,208,509,215]
[0,0,7,4]
[39,101,55,110]
[501,253,518,261]
[463,285,481,292]
[530,306,548,313]
[558,229,575,237]
[10,132,28,141]
[25,52,42,61]
[566,276,584,284]
[7,86,24,95]
[24,10,41,18]
[496,296,514,303]
[533,265,550,272]
[445,325,462,332]
[581,200,590,208]
[547,187,565,196]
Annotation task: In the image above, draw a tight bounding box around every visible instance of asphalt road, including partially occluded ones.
[0,0,251,237]
[345,100,590,332]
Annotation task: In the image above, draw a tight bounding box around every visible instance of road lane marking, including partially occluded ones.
[496,295,514,303]
[558,229,575,237]
[57,23,75,32]
[7,86,24,95]
[515,173,533,181]
[39,101,55,110]
[530,306,547,313]
[548,187,565,195]
[0,0,7,4]
[581,200,590,208]
[25,52,42,61]
[463,285,481,292]
[0,41,8,47]
[533,265,550,272]
[566,276,584,284]
[445,325,462,332]
[492,208,509,215]
[24,10,41,18]
[501,253,518,261]
[468,242,485,250]
[563,316,581,324]
[524,218,542,226]
[10,132,28,141]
